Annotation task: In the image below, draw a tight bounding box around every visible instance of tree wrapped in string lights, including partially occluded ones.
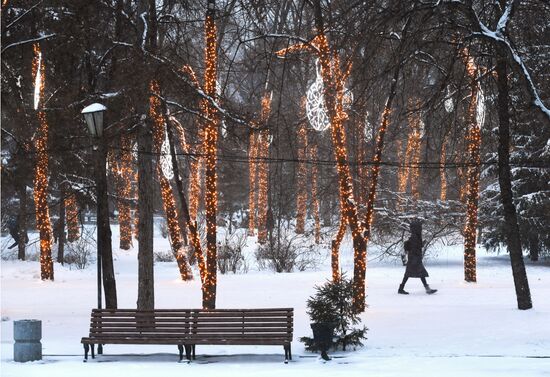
[256,91,272,245]
[65,191,80,242]
[201,0,220,309]
[439,138,447,201]
[308,145,321,244]
[114,134,134,250]
[247,131,259,236]
[32,43,54,280]
[150,80,193,281]
[462,50,483,283]
[295,122,308,234]
[277,4,367,312]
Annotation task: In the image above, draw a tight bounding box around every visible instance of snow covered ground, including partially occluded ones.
[1,224,549,376]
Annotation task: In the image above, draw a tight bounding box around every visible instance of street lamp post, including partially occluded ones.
[82,103,116,354]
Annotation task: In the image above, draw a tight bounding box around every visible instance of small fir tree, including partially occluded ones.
[300,274,368,351]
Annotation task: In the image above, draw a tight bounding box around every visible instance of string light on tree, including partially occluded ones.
[115,134,134,250]
[439,138,447,201]
[278,28,367,311]
[150,80,193,281]
[296,121,308,234]
[308,145,321,244]
[65,191,80,242]
[201,0,219,309]
[462,49,482,283]
[247,131,259,236]
[32,43,54,280]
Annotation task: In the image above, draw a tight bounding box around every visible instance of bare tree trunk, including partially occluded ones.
[496,47,532,310]
[136,0,155,310]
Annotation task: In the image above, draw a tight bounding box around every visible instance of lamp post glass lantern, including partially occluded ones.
[81,103,106,138]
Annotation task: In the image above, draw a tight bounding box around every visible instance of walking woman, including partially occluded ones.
[398,220,437,295]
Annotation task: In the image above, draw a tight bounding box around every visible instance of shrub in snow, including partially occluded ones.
[255,227,321,273]
[65,237,94,269]
[218,231,248,274]
[154,250,175,263]
[300,275,367,352]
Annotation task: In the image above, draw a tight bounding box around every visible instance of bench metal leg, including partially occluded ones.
[83,344,89,362]
[177,345,184,362]
[91,344,95,359]
[284,344,292,363]
[98,344,103,355]
[289,344,292,360]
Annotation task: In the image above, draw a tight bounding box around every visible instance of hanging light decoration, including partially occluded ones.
[32,43,54,280]
[306,60,353,132]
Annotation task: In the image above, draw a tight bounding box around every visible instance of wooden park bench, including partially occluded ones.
[81,308,294,363]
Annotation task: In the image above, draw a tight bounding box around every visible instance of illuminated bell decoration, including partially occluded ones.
[160,130,174,179]
[33,48,42,110]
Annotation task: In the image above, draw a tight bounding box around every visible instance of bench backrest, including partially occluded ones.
[88,308,293,341]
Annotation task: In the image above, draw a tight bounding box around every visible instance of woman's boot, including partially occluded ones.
[398,284,409,294]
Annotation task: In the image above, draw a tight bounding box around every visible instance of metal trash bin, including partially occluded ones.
[14,319,42,362]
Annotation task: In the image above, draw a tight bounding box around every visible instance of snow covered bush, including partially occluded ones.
[300,275,367,352]
[64,237,94,269]
[255,227,321,273]
[218,231,248,274]
[154,250,175,262]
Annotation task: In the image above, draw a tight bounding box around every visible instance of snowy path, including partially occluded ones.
[1,227,549,376]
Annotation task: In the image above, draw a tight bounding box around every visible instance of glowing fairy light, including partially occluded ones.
[33,47,42,110]
[201,0,219,309]
[150,80,193,281]
[309,145,321,244]
[461,48,482,283]
[278,27,367,311]
[296,122,308,234]
[65,191,80,242]
[116,134,134,250]
[440,139,447,201]
[248,131,259,236]
[256,129,271,244]
[32,43,54,280]
[306,60,352,132]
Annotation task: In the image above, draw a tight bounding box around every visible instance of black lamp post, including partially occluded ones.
[82,103,113,354]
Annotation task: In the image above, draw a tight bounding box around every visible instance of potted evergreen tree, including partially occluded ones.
[300,275,368,360]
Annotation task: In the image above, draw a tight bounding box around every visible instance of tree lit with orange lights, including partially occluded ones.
[150,80,193,280]
[32,43,54,280]
[462,51,482,283]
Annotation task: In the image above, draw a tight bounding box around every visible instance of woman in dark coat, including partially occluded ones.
[398,220,437,294]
